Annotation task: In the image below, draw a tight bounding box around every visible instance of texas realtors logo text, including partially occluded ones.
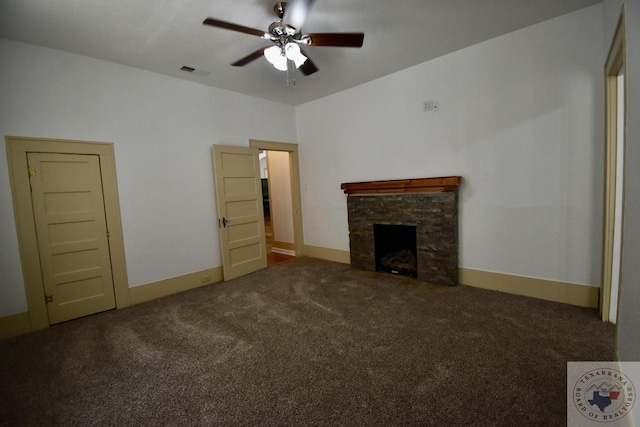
[572,368,636,423]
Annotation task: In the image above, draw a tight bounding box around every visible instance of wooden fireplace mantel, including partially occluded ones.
[341,176,461,195]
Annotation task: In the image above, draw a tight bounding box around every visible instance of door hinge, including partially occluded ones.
[45,295,53,304]
[28,166,37,177]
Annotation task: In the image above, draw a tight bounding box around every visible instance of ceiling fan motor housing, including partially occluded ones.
[268,21,288,37]
[268,20,307,49]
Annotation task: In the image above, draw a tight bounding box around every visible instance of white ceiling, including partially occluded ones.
[0,0,600,106]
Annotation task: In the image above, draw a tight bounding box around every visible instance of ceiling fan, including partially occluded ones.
[202,0,364,75]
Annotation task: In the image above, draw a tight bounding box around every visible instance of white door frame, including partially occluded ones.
[600,12,626,323]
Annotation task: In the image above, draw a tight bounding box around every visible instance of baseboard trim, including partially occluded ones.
[0,311,32,340]
[273,240,296,252]
[129,267,223,305]
[303,245,350,264]
[459,268,599,308]
[303,246,598,308]
[271,247,296,256]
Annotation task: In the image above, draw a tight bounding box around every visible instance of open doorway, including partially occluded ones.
[251,140,305,266]
[260,150,295,265]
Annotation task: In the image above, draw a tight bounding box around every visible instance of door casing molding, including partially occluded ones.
[5,136,130,331]
[600,11,626,324]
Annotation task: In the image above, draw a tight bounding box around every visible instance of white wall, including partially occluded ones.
[266,151,294,244]
[603,0,640,360]
[0,39,296,317]
[296,5,604,286]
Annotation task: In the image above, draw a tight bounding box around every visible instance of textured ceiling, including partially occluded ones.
[0,0,601,106]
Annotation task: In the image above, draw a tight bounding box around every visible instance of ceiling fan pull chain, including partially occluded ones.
[286,60,296,86]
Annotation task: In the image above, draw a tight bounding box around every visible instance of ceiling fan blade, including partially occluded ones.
[231,47,268,67]
[203,18,266,38]
[283,0,316,31]
[299,51,318,75]
[307,33,364,47]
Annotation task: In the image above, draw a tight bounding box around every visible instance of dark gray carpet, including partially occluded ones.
[0,257,615,426]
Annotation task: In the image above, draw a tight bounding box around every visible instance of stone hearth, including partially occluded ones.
[341,177,461,286]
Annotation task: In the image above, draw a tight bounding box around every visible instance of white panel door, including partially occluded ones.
[28,152,116,324]
[212,145,267,280]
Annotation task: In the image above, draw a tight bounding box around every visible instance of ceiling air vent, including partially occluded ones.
[180,66,211,77]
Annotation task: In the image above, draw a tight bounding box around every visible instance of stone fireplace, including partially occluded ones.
[341,177,461,286]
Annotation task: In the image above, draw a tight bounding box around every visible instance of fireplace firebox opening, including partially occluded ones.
[374,224,417,278]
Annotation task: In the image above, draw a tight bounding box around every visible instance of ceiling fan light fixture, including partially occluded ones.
[264,45,288,71]
[285,42,307,67]
[264,43,307,71]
